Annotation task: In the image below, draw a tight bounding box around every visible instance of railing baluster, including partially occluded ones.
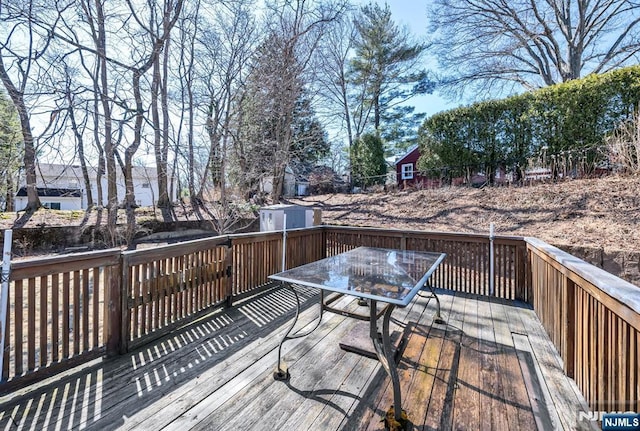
[39,275,47,368]
[15,279,23,376]
[28,278,35,371]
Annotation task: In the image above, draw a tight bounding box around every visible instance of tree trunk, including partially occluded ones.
[373,93,381,132]
[5,174,14,212]
[124,68,146,247]
[271,164,286,202]
[203,98,221,197]
[95,0,119,245]
[0,63,41,212]
[19,109,40,212]
[187,75,197,204]
[340,70,355,190]
[66,89,94,209]
[151,53,166,219]
[156,8,173,221]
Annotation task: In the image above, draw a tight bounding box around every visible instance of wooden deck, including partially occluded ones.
[0,285,594,431]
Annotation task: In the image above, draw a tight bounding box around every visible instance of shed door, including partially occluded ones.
[285,209,306,229]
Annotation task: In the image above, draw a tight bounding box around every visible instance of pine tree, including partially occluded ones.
[351,132,387,188]
[350,3,433,155]
[0,91,22,211]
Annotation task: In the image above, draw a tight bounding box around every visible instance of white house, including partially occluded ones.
[14,163,170,211]
[260,166,308,197]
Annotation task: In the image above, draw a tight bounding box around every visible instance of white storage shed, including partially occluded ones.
[259,204,315,232]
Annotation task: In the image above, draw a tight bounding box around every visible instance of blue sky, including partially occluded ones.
[367,0,461,118]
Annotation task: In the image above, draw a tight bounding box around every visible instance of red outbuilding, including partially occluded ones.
[394,146,440,189]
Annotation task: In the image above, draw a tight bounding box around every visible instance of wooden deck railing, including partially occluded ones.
[2,250,121,387]
[324,226,529,301]
[121,236,232,351]
[527,238,640,413]
[1,228,327,388]
[229,228,325,299]
[1,225,638,415]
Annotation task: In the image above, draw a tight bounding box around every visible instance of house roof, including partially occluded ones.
[35,163,159,181]
[394,145,419,165]
[16,187,82,198]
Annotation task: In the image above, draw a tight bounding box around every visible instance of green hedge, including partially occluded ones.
[418,65,640,182]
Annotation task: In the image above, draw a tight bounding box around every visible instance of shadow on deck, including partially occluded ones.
[0,287,594,430]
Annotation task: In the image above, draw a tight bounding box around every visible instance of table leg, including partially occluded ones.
[369,300,405,427]
[274,284,324,381]
[419,279,445,324]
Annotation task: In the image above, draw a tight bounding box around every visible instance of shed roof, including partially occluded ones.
[394,145,419,165]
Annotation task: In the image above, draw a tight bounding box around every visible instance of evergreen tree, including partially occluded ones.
[351,132,386,188]
[350,3,433,155]
[0,90,21,211]
[290,95,331,172]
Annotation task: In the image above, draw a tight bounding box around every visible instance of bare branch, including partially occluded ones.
[430,0,640,96]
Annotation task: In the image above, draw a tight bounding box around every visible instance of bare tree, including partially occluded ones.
[73,0,121,242]
[150,0,177,222]
[75,36,107,215]
[0,1,67,214]
[430,0,640,95]
[315,10,358,153]
[58,63,95,209]
[174,0,202,210]
[120,0,183,246]
[56,0,182,243]
[200,2,256,209]
[167,0,260,232]
[239,0,346,201]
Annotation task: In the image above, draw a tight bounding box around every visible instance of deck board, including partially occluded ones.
[0,287,592,431]
[215,301,355,431]
[517,302,598,431]
[488,298,536,431]
[451,294,482,430]
[423,292,465,431]
[477,294,510,431]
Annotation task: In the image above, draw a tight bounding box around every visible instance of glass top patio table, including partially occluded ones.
[269,246,446,307]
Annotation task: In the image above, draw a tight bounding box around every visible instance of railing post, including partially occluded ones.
[1,230,12,380]
[224,238,234,307]
[524,245,534,304]
[105,256,123,356]
[564,278,576,379]
[515,242,529,303]
[321,226,327,259]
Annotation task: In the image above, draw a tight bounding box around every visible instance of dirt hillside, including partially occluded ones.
[290,175,640,253]
[2,176,638,253]
[1,176,638,283]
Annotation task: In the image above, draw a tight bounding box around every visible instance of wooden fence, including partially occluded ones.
[121,229,326,352]
[324,226,529,301]
[0,228,326,389]
[1,225,638,415]
[527,238,640,413]
[121,236,232,352]
[229,229,325,299]
[2,250,121,388]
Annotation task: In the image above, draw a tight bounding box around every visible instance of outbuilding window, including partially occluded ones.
[43,202,61,210]
[401,163,414,180]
